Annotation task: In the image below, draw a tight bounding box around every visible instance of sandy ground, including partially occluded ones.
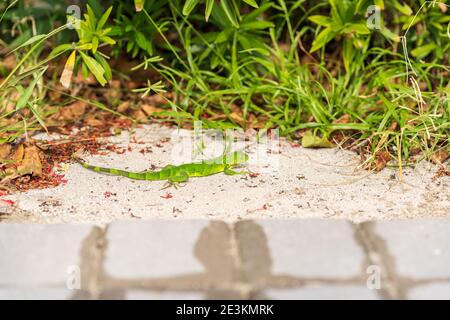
[1,124,449,224]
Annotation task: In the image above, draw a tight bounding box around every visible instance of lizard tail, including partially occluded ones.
[73,156,148,180]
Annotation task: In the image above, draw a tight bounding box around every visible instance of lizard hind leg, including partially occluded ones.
[161,171,189,190]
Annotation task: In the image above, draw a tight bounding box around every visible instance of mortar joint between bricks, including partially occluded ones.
[353,222,406,300]
[73,224,109,300]
[229,222,253,298]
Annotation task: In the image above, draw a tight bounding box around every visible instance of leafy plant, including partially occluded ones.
[108,0,172,59]
[309,0,397,72]
[0,0,448,169]
[53,4,116,87]
[183,0,260,24]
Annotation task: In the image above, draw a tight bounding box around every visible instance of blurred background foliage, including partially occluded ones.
[0,0,449,168]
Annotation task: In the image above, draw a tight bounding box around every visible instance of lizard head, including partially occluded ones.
[224,151,249,165]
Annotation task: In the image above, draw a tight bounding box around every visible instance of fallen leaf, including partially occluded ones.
[1,55,16,70]
[229,110,244,126]
[17,146,42,176]
[58,101,87,120]
[0,144,11,161]
[117,101,130,113]
[0,199,15,206]
[431,150,449,165]
[252,116,268,129]
[302,131,334,148]
[106,80,121,101]
[132,109,148,122]
[333,114,351,124]
[374,150,391,171]
[388,121,398,131]
[73,69,97,85]
[141,104,164,116]
[144,94,167,105]
[161,192,173,199]
[12,144,24,163]
[104,191,116,198]
[84,116,104,127]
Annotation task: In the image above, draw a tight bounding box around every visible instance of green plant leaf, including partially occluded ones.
[308,15,332,27]
[344,23,370,35]
[91,36,99,53]
[375,0,384,10]
[394,1,412,16]
[380,26,400,42]
[240,20,274,30]
[16,68,47,110]
[221,0,240,28]
[203,0,214,21]
[343,38,354,73]
[411,43,438,59]
[183,0,200,16]
[97,6,113,31]
[94,53,112,81]
[135,31,149,50]
[49,44,73,58]
[79,51,107,86]
[11,34,46,53]
[310,27,337,52]
[243,0,258,8]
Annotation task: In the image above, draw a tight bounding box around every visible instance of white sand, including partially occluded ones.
[2,124,449,224]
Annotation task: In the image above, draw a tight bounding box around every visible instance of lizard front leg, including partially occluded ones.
[224,165,248,176]
[161,171,189,189]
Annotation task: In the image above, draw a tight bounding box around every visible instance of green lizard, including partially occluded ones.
[73,151,249,186]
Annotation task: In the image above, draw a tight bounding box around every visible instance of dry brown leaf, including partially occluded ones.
[12,144,24,163]
[58,101,87,120]
[388,121,398,131]
[16,146,42,176]
[1,54,16,70]
[0,144,11,160]
[1,91,19,114]
[228,106,261,129]
[333,114,351,124]
[431,150,450,165]
[252,116,268,129]
[374,150,391,171]
[117,101,130,113]
[47,85,65,101]
[230,111,244,126]
[84,116,104,127]
[141,104,164,116]
[106,80,121,101]
[144,94,167,106]
[132,109,148,122]
[73,69,97,85]
[125,81,140,90]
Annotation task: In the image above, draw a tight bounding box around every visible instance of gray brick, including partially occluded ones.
[263,285,380,300]
[104,220,208,279]
[0,224,93,287]
[0,288,74,300]
[256,220,364,278]
[408,283,450,300]
[375,220,450,278]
